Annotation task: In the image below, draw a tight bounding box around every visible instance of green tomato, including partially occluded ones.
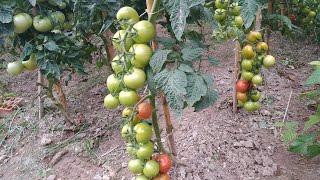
[136,141,154,160]
[111,55,125,74]
[238,100,245,107]
[22,53,37,71]
[134,123,152,143]
[234,16,244,28]
[13,13,33,34]
[103,94,119,109]
[133,20,156,43]
[242,45,255,59]
[51,11,65,25]
[252,75,263,85]
[116,6,139,24]
[230,3,241,16]
[107,74,121,93]
[135,175,149,180]
[215,0,229,9]
[244,101,256,112]
[121,124,132,140]
[7,61,24,76]
[214,9,227,22]
[128,159,144,174]
[241,71,254,81]
[241,59,253,71]
[308,11,316,18]
[251,90,261,102]
[129,44,153,68]
[143,160,160,178]
[126,142,137,156]
[123,68,146,90]
[253,102,261,111]
[119,90,139,107]
[113,30,134,51]
[263,55,275,68]
[33,15,53,32]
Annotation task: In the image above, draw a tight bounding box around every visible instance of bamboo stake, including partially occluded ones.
[232,42,241,113]
[266,0,274,49]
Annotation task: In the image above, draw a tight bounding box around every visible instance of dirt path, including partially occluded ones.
[0,33,320,180]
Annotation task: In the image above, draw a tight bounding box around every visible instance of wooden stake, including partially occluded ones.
[266,0,274,48]
[54,81,68,111]
[232,42,241,113]
[38,70,44,120]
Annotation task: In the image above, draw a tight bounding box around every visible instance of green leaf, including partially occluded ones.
[202,73,213,87]
[194,90,218,111]
[149,49,172,73]
[28,0,36,6]
[304,115,320,132]
[157,37,177,49]
[0,6,13,23]
[163,0,205,40]
[181,47,203,61]
[268,14,298,31]
[208,56,220,65]
[306,144,320,158]
[282,129,297,144]
[306,68,320,86]
[186,73,207,106]
[44,41,60,52]
[146,66,157,94]
[154,69,188,117]
[98,20,113,34]
[289,133,317,156]
[178,64,194,73]
[20,42,34,61]
[239,0,260,29]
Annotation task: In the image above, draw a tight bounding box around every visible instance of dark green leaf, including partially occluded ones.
[146,66,157,94]
[186,73,207,106]
[178,64,194,73]
[306,69,320,86]
[304,115,320,132]
[44,41,60,52]
[181,47,203,61]
[208,56,220,65]
[194,90,218,111]
[0,6,13,23]
[157,37,177,49]
[239,0,260,29]
[202,73,213,87]
[289,133,317,155]
[20,42,34,61]
[306,144,320,158]
[150,49,172,73]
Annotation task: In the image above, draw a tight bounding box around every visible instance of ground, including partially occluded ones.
[0,32,320,180]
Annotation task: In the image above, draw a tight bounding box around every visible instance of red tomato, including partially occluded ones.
[137,102,152,119]
[236,80,250,93]
[153,154,172,174]
[153,173,170,180]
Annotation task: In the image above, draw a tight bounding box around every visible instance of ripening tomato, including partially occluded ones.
[123,68,146,89]
[133,20,156,43]
[129,44,153,68]
[236,92,248,102]
[136,141,154,160]
[236,80,250,93]
[128,159,145,174]
[252,31,262,41]
[134,123,153,143]
[103,94,119,109]
[7,61,24,76]
[13,13,33,33]
[116,6,140,24]
[252,75,263,85]
[137,102,152,119]
[122,107,133,118]
[241,45,255,59]
[153,173,170,180]
[263,55,275,68]
[143,160,160,178]
[119,90,139,107]
[153,154,172,174]
[256,42,268,53]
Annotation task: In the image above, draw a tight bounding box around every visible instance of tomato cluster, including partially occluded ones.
[104,7,172,180]
[212,0,244,40]
[290,1,318,26]
[236,31,276,112]
[6,1,72,76]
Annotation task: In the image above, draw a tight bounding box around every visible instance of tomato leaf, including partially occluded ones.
[306,68,320,86]
[149,49,172,73]
[178,64,194,73]
[44,41,60,52]
[239,0,260,29]
[303,115,320,132]
[19,42,34,61]
[186,73,207,106]
[306,144,320,158]
[0,6,13,23]
[181,47,203,61]
[208,56,220,65]
[194,90,218,112]
[154,69,188,117]
[289,133,317,157]
[163,0,205,41]
[28,0,36,6]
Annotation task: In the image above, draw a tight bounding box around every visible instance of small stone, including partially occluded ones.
[40,134,53,146]
[261,110,271,116]
[93,174,103,180]
[47,175,56,180]
[243,141,254,148]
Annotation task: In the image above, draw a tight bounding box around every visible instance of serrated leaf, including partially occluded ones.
[239,0,260,29]
[20,42,34,61]
[194,90,218,111]
[163,0,205,40]
[154,69,188,117]
[44,41,60,52]
[0,7,13,23]
[306,144,320,158]
[28,0,36,6]
[178,64,194,73]
[282,129,297,144]
[146,66,157,94]
[202,73,213,87]
[303,115,320,132]
[98,20,113,34]
[306,69,320,86]
[208,56,220,65]
[181,47,203,61]
[268,14,298,30]
[149,49,171,73]
[157,37,177,49]
[289,133,317,155]
[186,73,207,106]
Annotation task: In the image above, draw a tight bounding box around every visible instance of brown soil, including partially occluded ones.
[0,32,320,180]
